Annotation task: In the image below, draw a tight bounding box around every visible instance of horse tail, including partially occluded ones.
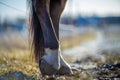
[27,0,45,62]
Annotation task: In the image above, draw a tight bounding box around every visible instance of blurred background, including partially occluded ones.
[0,0,120,78]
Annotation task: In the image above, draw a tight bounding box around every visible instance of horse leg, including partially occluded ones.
[33,0,59,49]
[50,0,73,75]
[33,0,60,75]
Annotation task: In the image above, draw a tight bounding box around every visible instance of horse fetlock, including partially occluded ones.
[42,48,60,70]
[41,48,73,75]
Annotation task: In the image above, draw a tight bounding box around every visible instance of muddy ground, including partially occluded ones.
[0,60,120,80]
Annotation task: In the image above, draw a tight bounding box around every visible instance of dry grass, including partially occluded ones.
[0,30,96,79]
[0,48,39,76]
[0,30,120,80]
[60,31,95,49]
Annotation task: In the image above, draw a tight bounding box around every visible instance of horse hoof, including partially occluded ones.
[56,66,73,76]
[39,59,57,76]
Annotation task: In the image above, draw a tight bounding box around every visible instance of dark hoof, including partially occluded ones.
[39,59,57,76]
[56,66,73,76]
[46,77,56,80]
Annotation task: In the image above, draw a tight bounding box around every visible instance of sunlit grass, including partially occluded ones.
[1,30,119,79]
[0,30,96,79]
[60,31,96,49]
[0,49,39,76]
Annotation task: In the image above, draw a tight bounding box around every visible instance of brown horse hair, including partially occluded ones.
[27,0,45,62]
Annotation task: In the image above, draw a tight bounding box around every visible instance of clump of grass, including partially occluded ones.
[0,49,39,76]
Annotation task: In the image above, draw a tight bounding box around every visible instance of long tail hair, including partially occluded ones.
[27,0,45,62]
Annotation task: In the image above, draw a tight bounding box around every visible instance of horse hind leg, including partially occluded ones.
[33,0,59,49]
[33,0,72,76]
[50,0,67,39]
[33,0,60,76]
[50,0,73,75]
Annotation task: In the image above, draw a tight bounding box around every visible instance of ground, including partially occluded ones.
[0,29,120,80]
[0,51,120,80]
